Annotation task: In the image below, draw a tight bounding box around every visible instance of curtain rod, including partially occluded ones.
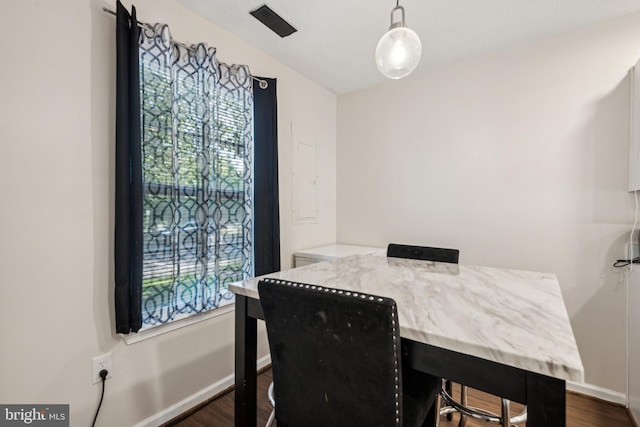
[102,7,269,89]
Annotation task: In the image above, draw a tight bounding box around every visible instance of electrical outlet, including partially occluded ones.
[628,243,640,260]
[92,353,113,384]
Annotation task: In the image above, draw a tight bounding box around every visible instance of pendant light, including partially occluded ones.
[375,1,422,79]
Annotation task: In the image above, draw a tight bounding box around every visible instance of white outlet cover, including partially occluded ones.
[92,353,113,384]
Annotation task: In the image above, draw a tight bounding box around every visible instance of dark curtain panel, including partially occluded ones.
[253,78,281,276]
[114,0,143,334]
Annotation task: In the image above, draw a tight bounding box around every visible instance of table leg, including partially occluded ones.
[423,398,438,427]
[235,295,258,427]
[526,372,566,427]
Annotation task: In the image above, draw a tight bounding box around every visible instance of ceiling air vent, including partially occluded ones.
[250,4,297,38]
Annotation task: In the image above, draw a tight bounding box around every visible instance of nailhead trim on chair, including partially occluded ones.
[261,278,402,427]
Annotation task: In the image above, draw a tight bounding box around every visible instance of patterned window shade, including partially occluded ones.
[139,24,254,327]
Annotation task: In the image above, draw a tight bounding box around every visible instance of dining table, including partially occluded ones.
[230,253,584,427]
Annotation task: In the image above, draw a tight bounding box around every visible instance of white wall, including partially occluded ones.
[337,12,640,394]
[0,0,336,425]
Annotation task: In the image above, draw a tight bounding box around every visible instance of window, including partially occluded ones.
[138,25,254,328]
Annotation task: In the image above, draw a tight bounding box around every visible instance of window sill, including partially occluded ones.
[121,302,235,345]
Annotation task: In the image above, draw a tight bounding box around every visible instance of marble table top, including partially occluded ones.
[230,254,584,382]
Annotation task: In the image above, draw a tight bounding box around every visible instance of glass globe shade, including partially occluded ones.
[375,27,422,79]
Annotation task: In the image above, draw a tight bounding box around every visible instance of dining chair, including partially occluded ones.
[386,243,458,424]
[387,244,459,264]
[386,243,526,427]
[258,277,441,427]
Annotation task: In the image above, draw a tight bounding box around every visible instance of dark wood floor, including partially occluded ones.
[166,368,636,427]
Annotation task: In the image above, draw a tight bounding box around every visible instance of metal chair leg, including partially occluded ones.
[434,392,442,427]
[500,399,510,427]
[445,380,453,421]
[265,410,275,427]
[457,385,467,427]
[441,385,526,426]
[266,382,275,427]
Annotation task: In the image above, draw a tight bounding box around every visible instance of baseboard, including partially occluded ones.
[630,394,640,425]
[134,354,272,427]
[567,380,627,406]
[135,362,626,426]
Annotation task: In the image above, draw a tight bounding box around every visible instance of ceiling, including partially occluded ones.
[177,0,640,94]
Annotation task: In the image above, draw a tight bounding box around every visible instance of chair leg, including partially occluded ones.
[433,392,442,427]
[501,399,510,427]
[440,382,523,427]
[266,409,275,427]
[266,382,276,427]
[456,385,468,427]
[444,380,453,421]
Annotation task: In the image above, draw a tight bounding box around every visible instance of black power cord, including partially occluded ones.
[613,257,640,268]
[91,369,108,427]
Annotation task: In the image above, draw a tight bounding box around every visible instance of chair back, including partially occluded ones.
[258,278,403,427]
[387,243,459,264]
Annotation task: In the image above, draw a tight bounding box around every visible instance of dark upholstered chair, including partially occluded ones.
[387,243,459,424]
[387,243,459,264]
[258,278,441,427]
[386,243,525,427]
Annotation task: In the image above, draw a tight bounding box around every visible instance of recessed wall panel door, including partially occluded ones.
[291,123,318,224]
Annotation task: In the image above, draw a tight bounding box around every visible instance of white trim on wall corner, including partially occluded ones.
[567,380,627,406]
[133,354,272,427]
